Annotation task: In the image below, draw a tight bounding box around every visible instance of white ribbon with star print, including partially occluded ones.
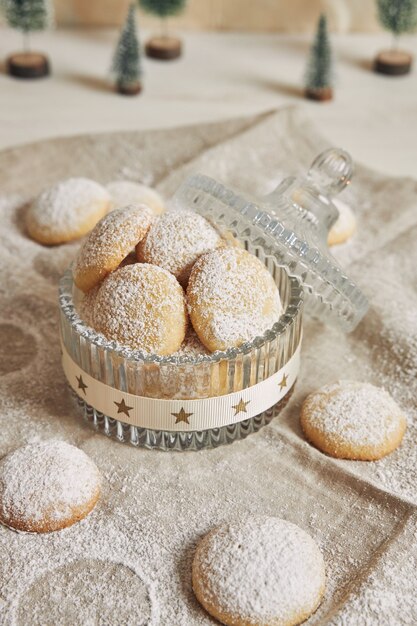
[62,341,301,432]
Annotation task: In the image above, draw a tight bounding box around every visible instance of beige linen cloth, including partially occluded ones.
[0,107,415,625]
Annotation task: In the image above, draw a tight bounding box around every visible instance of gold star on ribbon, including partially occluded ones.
[172,408,193,424]
[114,398,133,417]
[232,398,250,416]
[76,375,88,395]
[278,373,288,391]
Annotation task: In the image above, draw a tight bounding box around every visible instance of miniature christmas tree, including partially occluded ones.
[139,0,187,60]
[112,4,142,95]
[375,0,417,75]
[305,14,333,101]
[1,0,53,78]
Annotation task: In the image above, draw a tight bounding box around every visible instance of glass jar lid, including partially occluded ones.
[174,148,368,332]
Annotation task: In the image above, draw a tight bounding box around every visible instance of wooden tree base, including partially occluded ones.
[305,87,333,102]
[117,82,142,96]
[145,37,182,60]
[7,52,50,79]
[374,50,412,75]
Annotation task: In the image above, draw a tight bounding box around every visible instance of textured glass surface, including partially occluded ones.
[178,148,368,332]
[59,227,303,451]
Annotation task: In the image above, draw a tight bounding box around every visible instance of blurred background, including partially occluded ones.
[1,0,416,178]
[51,0,380,32]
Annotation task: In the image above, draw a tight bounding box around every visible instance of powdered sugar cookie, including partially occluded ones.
[26,177,110,245]
[0,441,101,533]
[192,515,325,626]
[301,380,407,460]
[136,209,224,286]
[328,198,356,246]
[107,180,165,215]
[93,263,187,355]
[73,205,153,293]
[187,248,282,352]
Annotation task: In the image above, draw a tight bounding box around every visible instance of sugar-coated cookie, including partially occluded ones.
[0,441,101,533]
[328,199,356,246]
[301,380,407,460]
[136,209,224,286]
[26,177,110,245]
[192,515,325,626]
[73,205,153,293]
[107,180,165,216]
[187,248,282,352]
[93,263,187,355]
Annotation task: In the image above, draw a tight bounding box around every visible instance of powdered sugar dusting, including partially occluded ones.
[93,264,187,354]
[193,515,325,624]
[73,205,153,291]
[0,441,101,529]
[137,209,223,285]
[187,247,282,350]
[303,381,406,447]
[26,178,109,236]
[107,180,165,215]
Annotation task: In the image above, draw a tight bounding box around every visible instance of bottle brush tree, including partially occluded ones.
[305,14,333,101]
[0,0,53,78]
[112,3,142,95]
[375,0,417,75]
[139,0,187,60]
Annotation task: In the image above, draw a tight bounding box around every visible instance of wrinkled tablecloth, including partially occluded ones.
[0,107,416,625]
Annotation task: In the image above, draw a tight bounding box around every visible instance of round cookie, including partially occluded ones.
[26,177,110,245]
[187,247,282,352]
[107,180,165,216]
[192,515,325,626]
[0,441,101,533]
[73,205,153,293]
[93,263,187,355]
[328,199,356,246]
[301,380,407,460]
[136,209,224,286]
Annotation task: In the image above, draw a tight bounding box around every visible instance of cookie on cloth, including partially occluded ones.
[192,515,325,626]
[73,204,153,293]
[92,263,187,355]
[107,180,165,216]
[187,247,282,352]
[136,209,224,286]
[26,177,110,245]
[301,380,407,460]
[0,441,101,533]
[328,198,356,246]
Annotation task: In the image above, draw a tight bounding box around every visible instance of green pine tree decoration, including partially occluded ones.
[305,14,333,101]
[139,0,186,19]
[1,0,53,78]
[377,0,417,42]
[112,4,142,95]
[1,0,52,49]
[139,0,187,60]
[375,0,417,75]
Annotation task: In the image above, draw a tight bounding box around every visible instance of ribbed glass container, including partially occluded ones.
[59,249,303,451]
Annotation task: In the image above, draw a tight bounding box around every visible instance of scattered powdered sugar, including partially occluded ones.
[187,247,282,350]
[193,515,325,624]
[92,264,186,354]
[0,441,101,528]
[302,381,405,447]
[0,112,416,625]
[137,209,223,285]
[26,178,109,234]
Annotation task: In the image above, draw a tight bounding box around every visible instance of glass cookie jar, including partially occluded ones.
[59,148,368,451]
